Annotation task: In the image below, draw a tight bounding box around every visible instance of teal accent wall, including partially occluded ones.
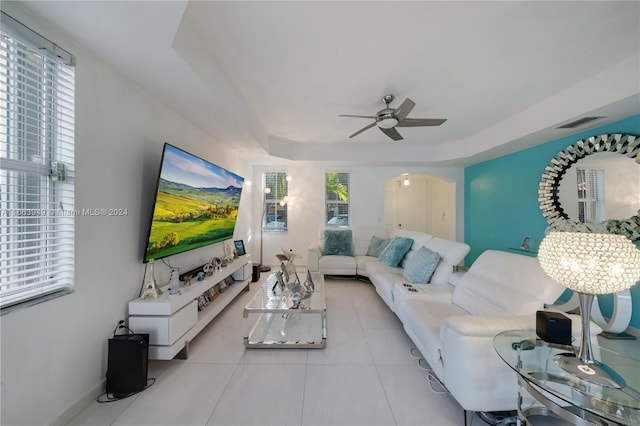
[464,114,640,329]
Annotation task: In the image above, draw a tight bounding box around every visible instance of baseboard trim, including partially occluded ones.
[51,380,105,425]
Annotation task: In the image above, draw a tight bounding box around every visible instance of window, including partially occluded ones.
[263,172,288,231]
[576,168,605,223]
[325,172,349,226]
[0,12,75,314]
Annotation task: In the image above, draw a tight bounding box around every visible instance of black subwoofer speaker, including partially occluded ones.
[536,311,572,345]
[252,263,261,282]
[106,333,149,397]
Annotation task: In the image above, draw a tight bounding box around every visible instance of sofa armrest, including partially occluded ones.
[307,241,322,272]
[439,312,604,413]
[441,314,534,339]
[440,314,534,412]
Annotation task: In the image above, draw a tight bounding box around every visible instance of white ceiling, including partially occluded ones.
[10,0,640,166]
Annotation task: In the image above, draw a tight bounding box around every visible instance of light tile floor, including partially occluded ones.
[68,276,475,426]
[68,274,640,426]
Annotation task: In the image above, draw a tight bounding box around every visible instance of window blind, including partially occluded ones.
[576,168,605,223]
[0,12,75,314]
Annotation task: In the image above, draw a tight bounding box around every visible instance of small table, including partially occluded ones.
[494,330,640,425]
[243,271,326,348]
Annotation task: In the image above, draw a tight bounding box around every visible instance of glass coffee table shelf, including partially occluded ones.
[243,271,326,348]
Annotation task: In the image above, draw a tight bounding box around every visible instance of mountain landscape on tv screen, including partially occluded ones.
[145,178,243,260]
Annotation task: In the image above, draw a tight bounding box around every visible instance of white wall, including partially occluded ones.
[0,6,251,425]
[0,7,464,424]
[251,164,464,269]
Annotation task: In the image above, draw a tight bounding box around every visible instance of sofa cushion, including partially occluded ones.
[356,255,378,278]
[452,250,565,316]
[454,277,545,316]
[378,236,414,267]
[425,238,471,285]
[402,246,440,284]
[323,229,354,256]
[390,229,433,252]
[368,267,404,309]
[318,254,357,275]
[366,236,389,257]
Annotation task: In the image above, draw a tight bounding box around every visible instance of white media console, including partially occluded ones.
[128,255,252,360]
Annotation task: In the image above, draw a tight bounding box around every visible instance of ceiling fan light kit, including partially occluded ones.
[339,94,447,141]
[377,116,398,129]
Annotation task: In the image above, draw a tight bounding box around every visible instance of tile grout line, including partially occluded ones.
[204,359,243,425]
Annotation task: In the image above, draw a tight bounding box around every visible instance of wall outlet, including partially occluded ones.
[114,318,126,335]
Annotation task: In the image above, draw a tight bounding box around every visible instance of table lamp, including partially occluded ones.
[538,231,640,388]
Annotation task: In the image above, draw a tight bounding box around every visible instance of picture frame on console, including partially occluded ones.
[234,239,246,257]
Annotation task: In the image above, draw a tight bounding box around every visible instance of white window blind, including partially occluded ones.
[0,12,75,314]
[576,168,605,223]
[263,172,288,231]
[325,172,349,226]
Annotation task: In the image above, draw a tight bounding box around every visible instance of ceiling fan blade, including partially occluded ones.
[393,98,415,121]
[379,126,403,141]
[339,114,377,119]
[348,122,377,138]
[396,118,447,127]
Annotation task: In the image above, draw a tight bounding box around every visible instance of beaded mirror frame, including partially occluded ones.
[538,133,640,241]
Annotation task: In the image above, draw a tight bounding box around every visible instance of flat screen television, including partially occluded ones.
[143,143,244,262]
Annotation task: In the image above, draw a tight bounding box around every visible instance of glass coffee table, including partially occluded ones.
[494,330,640,425]
[243,271,326,348]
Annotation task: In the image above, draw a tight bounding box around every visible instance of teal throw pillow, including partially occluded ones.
[403,246,441,283]
[378,236,414,267]
[323,229,354,256]
[366,236,389,257]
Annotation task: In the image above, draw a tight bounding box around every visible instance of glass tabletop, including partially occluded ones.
[494,330,640,425]
[244,270,325,313]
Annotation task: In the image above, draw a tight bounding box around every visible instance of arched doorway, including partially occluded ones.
[384,173,456,240]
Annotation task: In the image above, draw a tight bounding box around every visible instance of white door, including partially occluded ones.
[384,173,455,239]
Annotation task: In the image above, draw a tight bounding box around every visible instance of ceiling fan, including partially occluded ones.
[339,95,447,141]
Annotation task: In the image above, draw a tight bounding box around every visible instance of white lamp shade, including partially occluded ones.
[538,232,640,295]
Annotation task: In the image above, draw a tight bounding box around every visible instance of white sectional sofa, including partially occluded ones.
[394,250,566,413]
[308,228,575,415]
[307,226,390,277]
[307,227,470,304]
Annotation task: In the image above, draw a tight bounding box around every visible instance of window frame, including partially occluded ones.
[576,167,605,223]
[262,171,288,232]
[0,12,76,315]
[325,171,350,227]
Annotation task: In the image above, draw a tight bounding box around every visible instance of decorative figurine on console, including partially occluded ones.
[204,257,222,276]
[168,267,181,295]
[184,274,193,287]
[141,259,163,299]
[219,243,233,267]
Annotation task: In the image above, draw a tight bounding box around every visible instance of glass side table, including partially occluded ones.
[243,271,326,348]
[494,330,640,425]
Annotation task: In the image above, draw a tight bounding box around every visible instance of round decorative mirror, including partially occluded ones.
[538,133,640,241]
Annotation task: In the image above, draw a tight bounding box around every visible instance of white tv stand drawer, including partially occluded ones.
[128,255,251,359]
